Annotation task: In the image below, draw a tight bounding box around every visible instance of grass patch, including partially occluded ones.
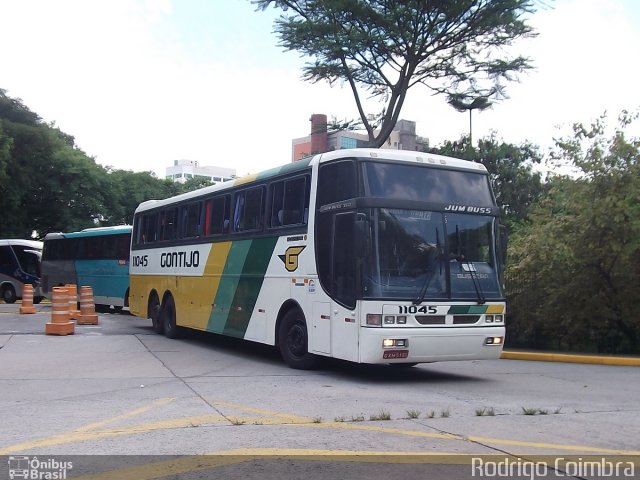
[522,407,551,416]
[440,409,450,418]
[406,409,421,419]
[369,409,392,421]
[475,407,495,416]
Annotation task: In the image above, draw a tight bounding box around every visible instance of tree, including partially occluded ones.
[255,0,536,146]
[0,89,211,237]
[506,112,640,354]
[447,94,492,145]
[429,133,544,229]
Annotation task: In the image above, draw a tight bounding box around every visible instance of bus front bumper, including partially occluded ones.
[359,326,506,364]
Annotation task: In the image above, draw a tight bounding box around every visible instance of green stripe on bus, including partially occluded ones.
[207,240,253,333]
[223,237,279,337]
[255,157,311,181]
[447,305,488,314]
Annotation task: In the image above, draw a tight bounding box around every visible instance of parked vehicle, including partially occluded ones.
[0,239,43,304]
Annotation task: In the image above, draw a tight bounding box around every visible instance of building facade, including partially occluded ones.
[291,114,429,161]
[165,160,236,184]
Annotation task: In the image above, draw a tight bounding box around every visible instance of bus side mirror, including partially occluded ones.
[498,224,508,270]
[355,213,371,259]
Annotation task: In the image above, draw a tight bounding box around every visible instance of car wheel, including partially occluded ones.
[2,285,17,304]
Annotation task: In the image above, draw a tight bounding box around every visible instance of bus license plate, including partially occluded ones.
[383,350,408,359]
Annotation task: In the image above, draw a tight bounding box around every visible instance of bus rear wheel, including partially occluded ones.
[2,285,17,304]
[148,295,163,334]
[278,309,318,370]
[162,296,180,339]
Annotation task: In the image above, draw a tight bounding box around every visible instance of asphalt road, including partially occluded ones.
[0,302,638,479]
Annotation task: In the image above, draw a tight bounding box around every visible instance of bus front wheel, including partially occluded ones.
[162,296,180,339]
[2,285,17,304]
[278,309,318,370]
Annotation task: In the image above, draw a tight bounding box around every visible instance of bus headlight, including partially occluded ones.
[383,339,408,348]
[485,336,503,346]
[366,314,382,327]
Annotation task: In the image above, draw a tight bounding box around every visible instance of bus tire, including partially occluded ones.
[2,284,17,304]
[162,295,180,339]
[278,309,318,370]
[149,295,163,334]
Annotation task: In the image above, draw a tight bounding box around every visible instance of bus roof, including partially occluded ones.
[134,148,488,214]
[0,239,43,250]
[43,225,132,240]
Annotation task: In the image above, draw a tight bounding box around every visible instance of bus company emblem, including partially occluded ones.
[279,246,306,272]
[444,204,492,214]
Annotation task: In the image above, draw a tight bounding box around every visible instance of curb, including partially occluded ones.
[501,350,640,366]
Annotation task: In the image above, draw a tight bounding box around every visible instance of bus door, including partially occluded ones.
[325,211,362,362]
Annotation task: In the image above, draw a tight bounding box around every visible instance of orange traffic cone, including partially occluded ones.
[77,286,99,325]
[65,284,80,320]
[19,284,37,314]
[45,286,75,336]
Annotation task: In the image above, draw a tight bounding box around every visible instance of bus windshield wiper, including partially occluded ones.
[412,265,437,305]
[412,228,442,305]
[463,261,486,305]
[453,224,485,305]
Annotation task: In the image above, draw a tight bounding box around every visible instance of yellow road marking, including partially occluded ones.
[75,397,176,432]
[501,351,640,366]
[2,399,639,457]
[212,400,314,423]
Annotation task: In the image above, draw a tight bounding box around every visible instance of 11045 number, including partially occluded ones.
[398,305,438,314]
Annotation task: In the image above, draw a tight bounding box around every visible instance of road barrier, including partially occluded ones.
[19,284,37,314]
[77,286,99,325]
[66,284,81,320]
[45,286,75,336]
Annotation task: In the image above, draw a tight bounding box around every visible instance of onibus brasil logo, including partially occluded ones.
[7,456,72,480]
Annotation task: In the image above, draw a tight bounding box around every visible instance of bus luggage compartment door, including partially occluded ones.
[311,302,331,354]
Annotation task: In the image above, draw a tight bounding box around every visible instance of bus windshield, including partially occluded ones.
[12,245,42,277]
[362,208,502,302]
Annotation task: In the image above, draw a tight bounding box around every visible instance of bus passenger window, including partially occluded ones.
[317,161,357,207]
[141,213,158,244]
[207,195,230,235]
[234,187,264,232]
[270,175,309,227]
[160,208,178,241]
[181,202,202,239]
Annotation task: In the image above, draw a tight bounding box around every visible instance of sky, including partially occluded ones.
[2,0,639,178]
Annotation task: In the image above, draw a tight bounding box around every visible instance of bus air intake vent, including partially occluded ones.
[415,315,446,325]
[453,315,480,325]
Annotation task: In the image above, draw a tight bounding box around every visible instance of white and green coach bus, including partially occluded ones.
[129,149,506,369]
